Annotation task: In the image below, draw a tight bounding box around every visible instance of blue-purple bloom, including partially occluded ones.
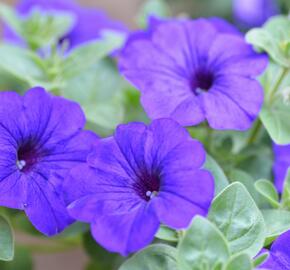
[119,18,268,130]
[4,0,128,49]
[273,144,290,193]
[233,0,279,28]
[63,119,214,255]
[259,230,290,269]
[0,87,97,236]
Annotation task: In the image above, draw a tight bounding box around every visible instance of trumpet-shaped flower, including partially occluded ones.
[0,87,97,235]
[119,18,267,130]
[64,119,214,255]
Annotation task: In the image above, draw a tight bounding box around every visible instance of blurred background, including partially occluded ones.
[0,0,288,269]
[1,0,141,27]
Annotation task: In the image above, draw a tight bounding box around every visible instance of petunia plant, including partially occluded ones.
[0,0,289,269]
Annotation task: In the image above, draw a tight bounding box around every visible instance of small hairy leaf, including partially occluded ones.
[119,244,178,270]
[178,216,230,270]
[208,182,266,257]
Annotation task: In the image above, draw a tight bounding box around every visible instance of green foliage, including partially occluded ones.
[0,4,75,50]
[208,183,266,257]
[0,44,48,89]
[155,225,178,242]
[255,179,280,208]
[0,246,32,270]
[281,169,290,209]
[203,154,229,195]
[248,16,290,145]
[62,31,126,79]
[224,253,253,270]
[246,16,290,68]
[119,244,178,270]
[61,59,127,130]
[236,145,273,181]
[178,216,230,270]
[253,252,269,268]
[262,209,290,245]
[259,64,290,144]
[0,216,14,261]
[229,170,268,208]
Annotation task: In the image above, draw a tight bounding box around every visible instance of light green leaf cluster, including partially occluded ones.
[0,4,75,50]
[246,16,290,144]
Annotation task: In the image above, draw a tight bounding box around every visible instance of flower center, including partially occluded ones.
[134,171,161,201]
[192,68,214,95]
[17,141,40,173]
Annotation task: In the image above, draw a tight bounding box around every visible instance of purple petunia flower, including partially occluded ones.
[119,18,268,131]
[63,118,214,255]
[4,0,128,49]
[0,87,97,236]
[273,144,290,193]
[233,0,279,29]
[259,230,290,269]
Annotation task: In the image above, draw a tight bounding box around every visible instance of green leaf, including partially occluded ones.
[203,154,229,195]
[61,59,126,130]
[260,100,290,144]
[83,232,120,269]
[84,98,124,130]
[0,44,47,88]
[119,244,178,270]
[178,216,230,270]
[62,30,126,79]
[0,216,14,261]
[246,16,290,67]
[0,4,22,35]
[262,209,290,245]
[224,253,253,270]
[281,168,290,210]
[0,246,32,270]
[254,179,280,208]
[137,0,171,28]
[208,182,266,257]
[237,146,273,181]
[253,252,269,268]
[122,87,149,124]
[155,225,178,242]
[229,170,268,208]
[0,4,75,50]
[259,63,290,144]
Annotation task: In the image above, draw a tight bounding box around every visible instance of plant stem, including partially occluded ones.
[247,119,262,145]
[206,127,213,153]
[269,67,289,105]
[247,67,289,145]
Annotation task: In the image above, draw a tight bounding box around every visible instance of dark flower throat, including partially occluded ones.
[133,170,161,201]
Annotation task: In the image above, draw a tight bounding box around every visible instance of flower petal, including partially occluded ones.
[209,34,268,76]
[149,119,206,168]
[201,83,261,130]
[0,172,27,209]
[154,169,214,228]
[261,230,290,269]
[25,172,73,236]
[213,75,264,119]
[23,87,86,146]
[91,204,159,255]
[273,144,290,193]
